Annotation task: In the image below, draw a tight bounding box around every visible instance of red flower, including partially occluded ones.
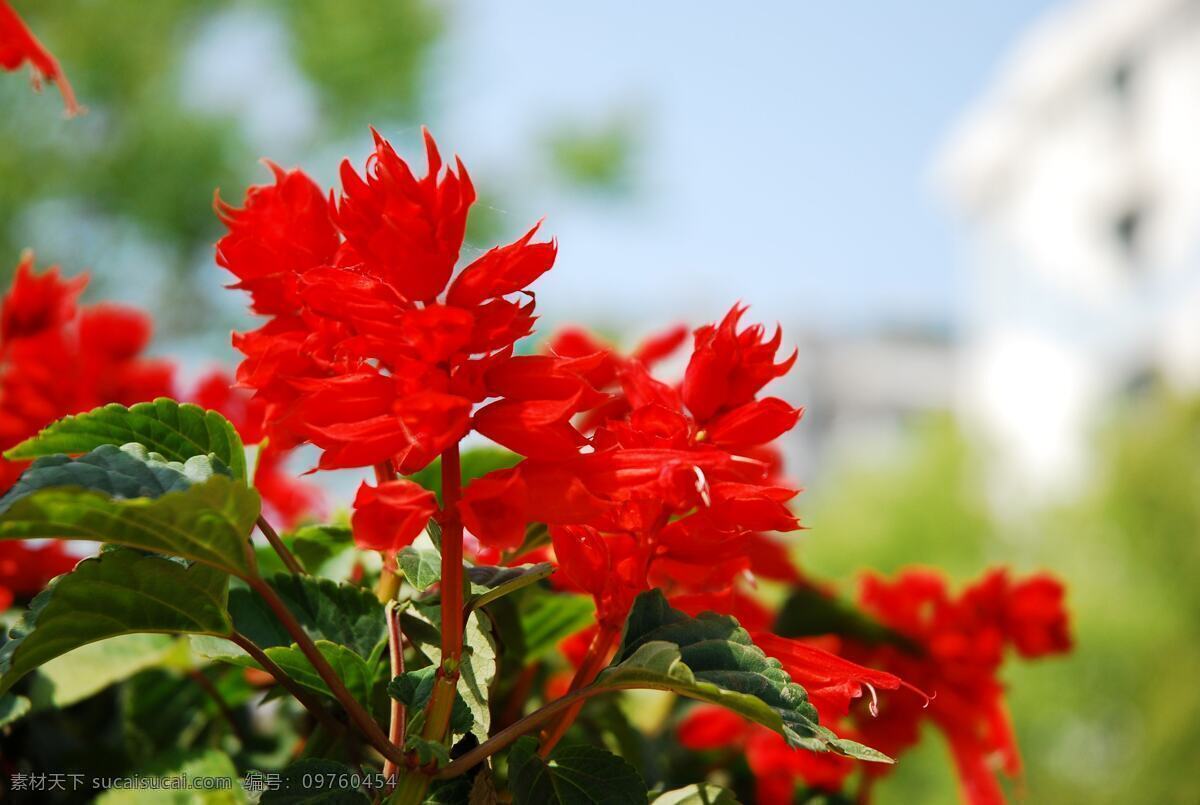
[219,129,569,477]
[843,568,1072,805]
[350,480,437,552]
[0,0,79,115]
[0,253,174,490]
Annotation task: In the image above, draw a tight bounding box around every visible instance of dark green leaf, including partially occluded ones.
[594,591,890,763]
[6,398,247,480]
[516,591,596,663]
[508,736,647,805]
[267,574,388,659]
[650,785,738,804]
[0,474,260,576]
[262,759,369,804]
[263,640,376,706]
[0,549,231,694]
[466,562,554,611]
[0,443,228,514]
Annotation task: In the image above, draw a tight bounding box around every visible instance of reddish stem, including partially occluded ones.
[537,623,621,756]
[383,602,406,785]
[419,445,465,745]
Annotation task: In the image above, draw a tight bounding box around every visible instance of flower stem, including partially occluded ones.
[257,514,305,575]
[245,576,403,765]
[395,446,465,805]
[382,602,406,786]
[537,624,620,756]
[422,445,464,741]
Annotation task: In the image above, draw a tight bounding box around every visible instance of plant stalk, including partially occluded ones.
[382,602,406,785]
[257,514,305,575]
[374,461,402,603]
[422,444,464,742]
[537,623,620,756]
[229,631,341,736]
[245,576,404,764]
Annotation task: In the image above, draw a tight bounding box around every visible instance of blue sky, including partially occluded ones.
[427,1,1056,335]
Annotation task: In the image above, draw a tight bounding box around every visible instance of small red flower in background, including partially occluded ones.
[0,253,174,491]
[0,252,173,607]
[0,0,79,115]
[844,568,1072,805]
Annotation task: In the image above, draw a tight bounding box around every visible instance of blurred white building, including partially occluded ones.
[935,0,1200,491]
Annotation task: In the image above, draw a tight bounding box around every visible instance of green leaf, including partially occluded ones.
[289,524,355,576]
[0,443,228,513]
[398,546,442,592]
[6,397,248,480]
[94,748,243,804]
[466,562,554,611]
[261,759,370,804]
[264,640,377,706]
[774,585,917,651]
[0,549,232,694]
[387,666,473,734]
[594,591,890,762]
[650,785,737,804]
[196,576,387,707]
[266,574,388,659]
[404,734,451,768]
[0,693,30,727]
[511,591,596,663]
[508,736,647,805]
[0,474,260,576]
[30,634,189,710]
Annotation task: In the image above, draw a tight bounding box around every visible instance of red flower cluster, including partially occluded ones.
[0,253,174,490]
[462,306,803,632]
[0,0,78,115]
[217,129,563,551]
[844,568,1072,805]
[0,252,173,604]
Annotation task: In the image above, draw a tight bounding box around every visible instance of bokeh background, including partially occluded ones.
[4,1,1200,802]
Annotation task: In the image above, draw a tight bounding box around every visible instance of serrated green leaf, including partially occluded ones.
[7,398,247,480]
[508,736,647,805]
[0,474,260,576]
[593,591,891,763]
[399,546,442,592]
[387,666,473,734]
[264,640,376,706]
[262,759,370,804]
[650,784,738,804]
[466,562,554,611]
[0,549,231,694]
[0,443,228,513]
[195,576,387,708]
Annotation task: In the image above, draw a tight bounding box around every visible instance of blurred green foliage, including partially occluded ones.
[803,392,1200,804]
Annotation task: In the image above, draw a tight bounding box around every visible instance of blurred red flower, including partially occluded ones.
[0,0,78,115]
